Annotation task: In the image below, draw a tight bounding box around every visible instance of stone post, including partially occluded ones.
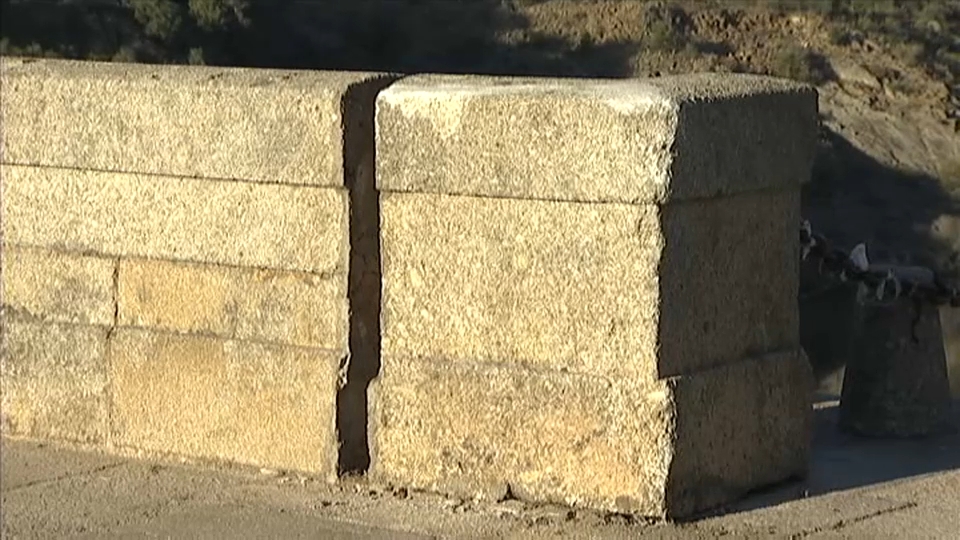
[839,299,955,437]
[371,73,819,519]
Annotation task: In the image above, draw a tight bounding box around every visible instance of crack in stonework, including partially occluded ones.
[829,501,920,530]
[792,500,920,537]
[1,462,127,494]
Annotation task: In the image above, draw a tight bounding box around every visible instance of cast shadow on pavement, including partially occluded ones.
[716,400,960,518]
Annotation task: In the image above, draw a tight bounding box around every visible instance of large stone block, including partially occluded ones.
[108,328,342,476]
[117,258,346,349]
[377,73,812,380]
[380,188,798,380]
[0,57,391,186]
[1,59,395,479]
[370,349,812,519]
[375,73,817,518]
[1,245,116,326]
[0,316,110,443]
[376,73,818,203]
[1,165,346,273]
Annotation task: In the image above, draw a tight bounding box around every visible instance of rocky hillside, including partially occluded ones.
[514,1,960,255]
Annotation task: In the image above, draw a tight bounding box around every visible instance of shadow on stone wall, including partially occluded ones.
[801,124,960,393]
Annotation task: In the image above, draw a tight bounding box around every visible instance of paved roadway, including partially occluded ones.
[3,402,959,539]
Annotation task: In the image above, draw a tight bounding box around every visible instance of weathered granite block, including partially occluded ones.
[373,72,818,518]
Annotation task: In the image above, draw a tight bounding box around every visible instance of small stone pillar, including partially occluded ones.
[839,298,955,437]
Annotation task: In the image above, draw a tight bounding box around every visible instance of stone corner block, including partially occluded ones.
[375,72,818,203]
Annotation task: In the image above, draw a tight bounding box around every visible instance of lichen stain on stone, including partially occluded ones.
[379,91,467,140]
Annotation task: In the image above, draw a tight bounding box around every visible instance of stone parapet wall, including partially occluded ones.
[1,57,818,518]
[1,57,395,479]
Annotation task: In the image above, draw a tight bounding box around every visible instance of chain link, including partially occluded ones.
[800,220,960,309]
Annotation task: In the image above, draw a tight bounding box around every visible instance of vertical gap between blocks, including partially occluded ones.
[336,75,399,475]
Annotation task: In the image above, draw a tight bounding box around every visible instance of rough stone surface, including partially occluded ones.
[0,60,394,483]
[658,190,799,377]
[380,189,798,380]
[108,328,342,477]
[372,356,671,514]
[0,317,109,443]
[370,349,812,519]
[665,349,814,518]
[376,72,818,203]
[117,258,346,350]
[839,299,955,437]
[0,57,391,186]
[374,71,816,517]
[1,245,116,326]
[2,165,347,273]
[379,191,660,379]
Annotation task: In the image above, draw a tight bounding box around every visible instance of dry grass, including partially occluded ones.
[642,17,687,52]
[771,45,821,83]
[942,158,960,190]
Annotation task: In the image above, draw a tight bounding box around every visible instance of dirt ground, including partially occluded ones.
[5,403,960,538]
